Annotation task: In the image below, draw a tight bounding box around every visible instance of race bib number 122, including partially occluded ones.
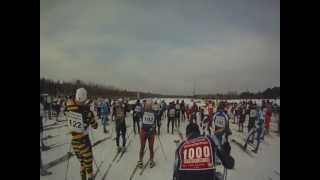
[179,137,214,170]
[67,111,84,133]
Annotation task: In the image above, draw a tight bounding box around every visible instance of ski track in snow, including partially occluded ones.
[40,98,280,180]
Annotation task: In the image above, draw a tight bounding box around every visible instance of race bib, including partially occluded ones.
[214,115,226,128]
[135,106,142,112]
[250,109,257,118]
[176,104,180,110]
[116,108,124,118]
[66,111,85,133]
[152,105,161,111]
[179,137,214,170]
[142,112,155,125]
[169,109,176,117]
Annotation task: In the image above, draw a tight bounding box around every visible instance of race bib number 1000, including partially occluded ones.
[67,111,84,133]
[142,112,155,125]
[179,137,214,170]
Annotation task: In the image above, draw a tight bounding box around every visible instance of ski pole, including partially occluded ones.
[157,135,167,160]
[64,142,72,180]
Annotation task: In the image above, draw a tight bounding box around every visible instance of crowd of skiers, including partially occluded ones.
[40,88,279,180]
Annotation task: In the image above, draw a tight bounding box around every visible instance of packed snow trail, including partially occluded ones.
[40,98,280,180]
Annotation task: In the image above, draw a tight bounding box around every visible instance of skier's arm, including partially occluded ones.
[210,135,234,169]
[172,148,180,180]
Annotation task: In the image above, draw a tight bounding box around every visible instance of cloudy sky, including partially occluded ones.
[40,0,280,95]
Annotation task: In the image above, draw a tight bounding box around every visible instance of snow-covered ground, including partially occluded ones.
[41,98,280,180]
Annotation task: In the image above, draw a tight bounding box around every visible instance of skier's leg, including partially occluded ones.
[122,123,126,147]
[157,117,161,135]
[72,139,86,180]
[133,116,137,134]
[171,118,174,134]
[137,117,141,134]
[116,123,120,147]
[167,118,170,133]
[80,138,94,179]
[139,130,147,161]
[148,134,155,161]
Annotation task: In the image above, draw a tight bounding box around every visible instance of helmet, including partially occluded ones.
[75,88,87,103]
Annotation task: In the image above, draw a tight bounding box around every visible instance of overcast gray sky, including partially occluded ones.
[40,0,279,95]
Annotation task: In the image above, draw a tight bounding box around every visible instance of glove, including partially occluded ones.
[222,141,231,155]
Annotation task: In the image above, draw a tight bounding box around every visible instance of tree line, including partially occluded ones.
[40,78,279,99]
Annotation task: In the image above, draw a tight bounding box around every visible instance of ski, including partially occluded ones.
[43,152,73,170]
[92,136,112,147]
[139,147,159,176]
[230,139,254,158]
[101,163,112,180]
[129,165,140,180]
[101,130,134,180]
[44,124,68,131]
[92,160,104,179]
[128,148,148,180]
[116,138,133,163]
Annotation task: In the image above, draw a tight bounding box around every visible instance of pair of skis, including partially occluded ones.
[100,130,133,180]
[129,146,159,180]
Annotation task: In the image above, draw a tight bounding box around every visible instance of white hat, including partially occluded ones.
[75,88,87,103]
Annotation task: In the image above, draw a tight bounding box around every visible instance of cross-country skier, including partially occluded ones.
[137,99,157,168]
[248,103,258,142]
[264,101,272,135]
[113,98,127,152]
[186,104,191,121]
[167,101,176,134]
[65,88,98,180]
[180,100,186,122]
[190,101,198,124]
[211,102,232,165]
[238,103,246,132]
[100,99,109,133]
[175,100,181,128]
[252,105,264,153]
[173,123,234,180]
[152,100,161,135]
[133,99,143,134]
[160,100,167,121]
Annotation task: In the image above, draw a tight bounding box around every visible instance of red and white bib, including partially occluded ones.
[179,137,214,171]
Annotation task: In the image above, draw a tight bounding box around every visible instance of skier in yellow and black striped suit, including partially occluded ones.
[66,88,98,180]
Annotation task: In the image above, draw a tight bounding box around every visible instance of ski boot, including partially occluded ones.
[137,161,143,168]
[40,168,52,176]
[103,127,108,134]
[117,146,122,153]
[80,171,86,180]
[149,160,155,168]
[122,146,126,152]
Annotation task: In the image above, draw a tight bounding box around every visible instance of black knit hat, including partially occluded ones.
[186,123,200,137]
